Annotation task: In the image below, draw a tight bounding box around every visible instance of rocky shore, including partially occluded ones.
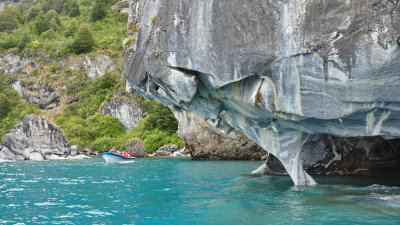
[0,115,96,161]
[174,111,267,160]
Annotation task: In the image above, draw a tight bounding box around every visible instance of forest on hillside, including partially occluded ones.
[0,0,183,153]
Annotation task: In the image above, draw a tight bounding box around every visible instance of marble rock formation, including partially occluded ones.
[12,81,60,110]
[0,115,87,161]
[174,111,268,160]
[125,138,148,158]
[124,0,400,185]
[253,135,400,176]
[0,52,37,74]
[101,97,144,130]
[69,54,115,79]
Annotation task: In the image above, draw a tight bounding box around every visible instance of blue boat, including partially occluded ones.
[102,153,135,164]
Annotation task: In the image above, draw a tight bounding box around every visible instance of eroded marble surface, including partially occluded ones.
[125,0,400,185]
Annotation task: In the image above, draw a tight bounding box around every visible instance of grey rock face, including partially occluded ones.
[69,54,115,79]
[125,0,400,185]
[253,135,400,176]
[0,53,37,74]
[154,145,189,157]
[154,144,178,156]
[125,138,148,158]
[101,97,143,130]
[12,81,60,110]
[0,115,72,160]
[0,0,22,11]
[174,111,267,160]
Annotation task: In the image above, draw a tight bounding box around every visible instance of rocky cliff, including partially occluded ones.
[0,0,22,11]
[0,115,85,161]
[101,97,143,130]
[125,0,400,185]
[253,135,400,176]
[174,111,267,160]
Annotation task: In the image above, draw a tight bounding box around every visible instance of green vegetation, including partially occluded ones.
[0,0,183,152]
[117,99,183,153]
[35,11,50,34]
[0,6,21,32]
[0,74,40,142]
[72,24,95,54]
[91,0,107,21]
[0,0,127,57]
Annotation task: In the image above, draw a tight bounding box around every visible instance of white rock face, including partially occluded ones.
[0,0,21,11]
[12,81,60,110]
[125,0,400,185]
[0,115,73,161]
[69,54,115,79]
[101,97,143,130]
[0,52,37,74]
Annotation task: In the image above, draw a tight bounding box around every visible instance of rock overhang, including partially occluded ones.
[125,0,400,185]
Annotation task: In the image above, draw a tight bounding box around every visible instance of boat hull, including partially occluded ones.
[102,153,135,164]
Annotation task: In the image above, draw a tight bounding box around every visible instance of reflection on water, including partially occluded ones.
[0,157,399,224]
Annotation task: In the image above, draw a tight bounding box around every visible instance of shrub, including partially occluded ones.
[45,10,61,26]
[0,93,11,119]
[87,114,125,138]
[90,136,115,152]
[81,0,92,6]
[27,6,41,21]
[64,0,80,17]
[118,12,128,23]
[91,0,106,21]
[0,6,21,31]
[71,24,95,54]
[17,30,31,51]
[35,12,50,35]
[41,29,55,39]
[31,40,41,49]
[42,0,65,14]
[65,19,79,37]
[49,18,59,31]
[143,100,178,133]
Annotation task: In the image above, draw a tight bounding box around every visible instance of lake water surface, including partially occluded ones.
[1,157,400,224]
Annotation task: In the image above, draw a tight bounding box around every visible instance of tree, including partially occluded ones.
[4,6,22,22]
[65,0,80,17]
[0,93,11,120]
[27,6,41,21]
[35,11,50,35]
[42,0,64,14]
[64,18,79,37]
[91,0,106,21]
[142,100,178,133]
[71,24,95,54]
[45,10,61,26]
[52,0,65,14]
[0,6,20,31]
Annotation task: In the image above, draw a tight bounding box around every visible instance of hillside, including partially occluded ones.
[0,0,183,153]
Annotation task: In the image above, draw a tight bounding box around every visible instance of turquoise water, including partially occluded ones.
[1,157,400,225]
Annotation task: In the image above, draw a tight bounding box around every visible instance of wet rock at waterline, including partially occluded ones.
[0,115,89,161]
[125,0,400,185]
[154,145,189,157]
[125,138,148,158]
[252,135,400,176]
[174,111,267,160]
